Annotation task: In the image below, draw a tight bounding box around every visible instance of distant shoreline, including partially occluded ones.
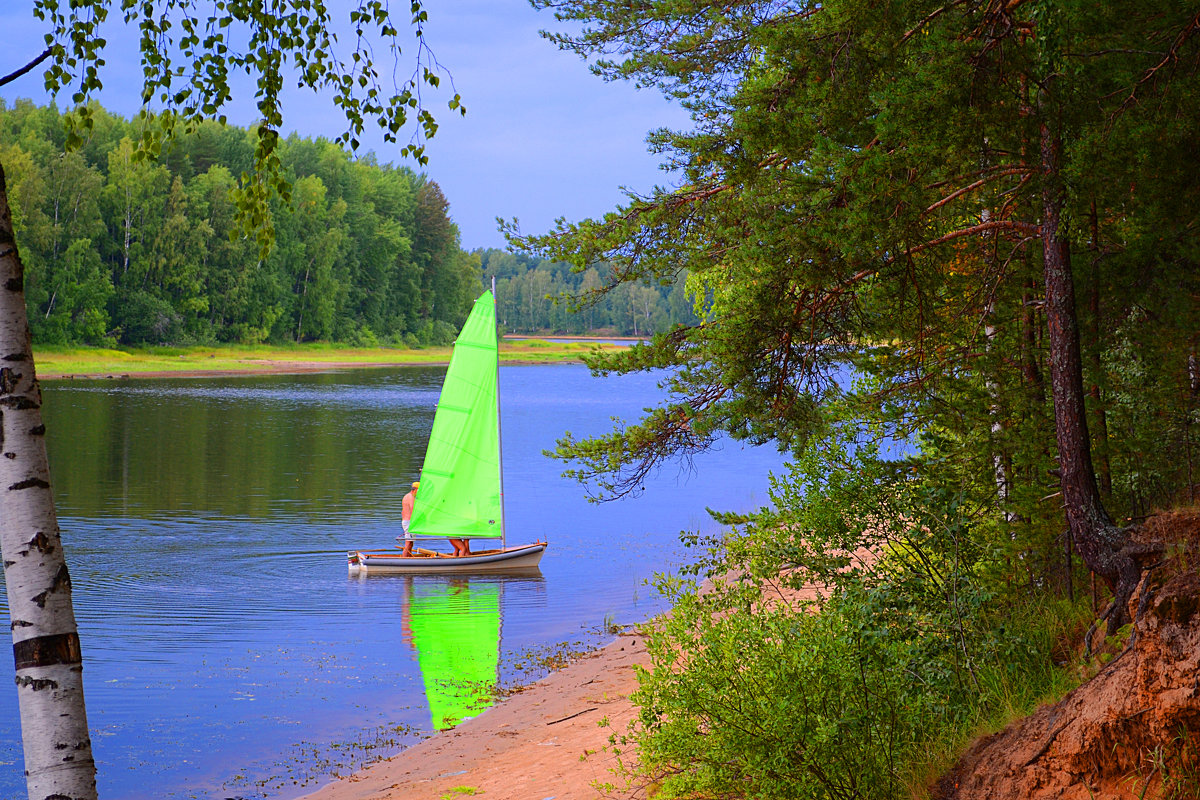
[41,361,445,381]
[33,340,631,381]
[503,334,645,341]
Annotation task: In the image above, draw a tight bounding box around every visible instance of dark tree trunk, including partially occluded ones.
[1040,121,1138,631]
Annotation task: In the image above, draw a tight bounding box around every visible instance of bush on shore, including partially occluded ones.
[621,427,1095,800]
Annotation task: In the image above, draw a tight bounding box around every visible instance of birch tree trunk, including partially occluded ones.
[0,162,98,799]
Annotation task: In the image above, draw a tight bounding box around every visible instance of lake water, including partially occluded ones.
[0,365,787,799]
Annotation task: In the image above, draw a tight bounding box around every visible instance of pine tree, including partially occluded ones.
[518,0,1200,629]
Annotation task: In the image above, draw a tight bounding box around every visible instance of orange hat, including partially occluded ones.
[412,481,420,488]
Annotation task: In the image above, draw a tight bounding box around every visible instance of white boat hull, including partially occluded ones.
[348,542,547,575]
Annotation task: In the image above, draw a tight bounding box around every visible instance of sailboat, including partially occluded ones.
[348,289,548,575]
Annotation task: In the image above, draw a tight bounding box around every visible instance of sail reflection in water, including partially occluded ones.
[398,574,542,730]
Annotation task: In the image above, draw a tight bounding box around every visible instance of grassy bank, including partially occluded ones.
[32,339,624,379]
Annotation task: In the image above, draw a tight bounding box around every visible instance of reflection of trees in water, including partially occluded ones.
[41,371,441,519]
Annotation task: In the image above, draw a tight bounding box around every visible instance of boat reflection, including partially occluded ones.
[398,573,544,730]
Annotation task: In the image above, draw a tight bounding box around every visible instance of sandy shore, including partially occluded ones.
[299,631,651,800]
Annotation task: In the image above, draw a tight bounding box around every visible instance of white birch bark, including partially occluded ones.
[978,207,1014,531]
[984,315,1014,526]
[0,163,98,799]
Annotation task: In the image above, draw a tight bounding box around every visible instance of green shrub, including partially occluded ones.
[625,424,1091,799]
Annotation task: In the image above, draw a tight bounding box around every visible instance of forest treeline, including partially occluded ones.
[0,100,480,346]
[482,248,698,336]
[0,100,693,346]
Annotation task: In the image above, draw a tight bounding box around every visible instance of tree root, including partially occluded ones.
[1084,546,1167,659]
[1099,537,1165,635]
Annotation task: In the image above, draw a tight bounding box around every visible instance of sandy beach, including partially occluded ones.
[299,631,651,800]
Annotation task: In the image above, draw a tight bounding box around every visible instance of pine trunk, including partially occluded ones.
[0,162,99,799]
[1039,122,1138,630]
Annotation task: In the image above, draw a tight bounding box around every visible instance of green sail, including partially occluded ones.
[406,578,500,730]
[410,291,503,539]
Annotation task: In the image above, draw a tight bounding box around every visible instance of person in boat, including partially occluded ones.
[450,537,472,557]
[400,481,418,556]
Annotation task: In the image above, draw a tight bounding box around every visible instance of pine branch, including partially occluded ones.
[900,0,969,45]
[924,168,1034,214]
[1109,8,1200,121]
[907,220,1041,257]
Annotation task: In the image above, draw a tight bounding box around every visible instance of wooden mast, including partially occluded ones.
[493,276,506,550]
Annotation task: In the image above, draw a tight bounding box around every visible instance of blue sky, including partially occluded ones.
[0,1,687,250]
